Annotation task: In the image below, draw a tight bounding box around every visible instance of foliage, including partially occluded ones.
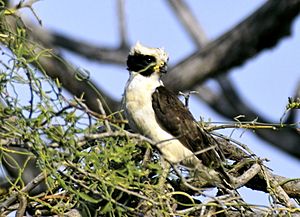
[0,9,164,216]
[0,2,299,217]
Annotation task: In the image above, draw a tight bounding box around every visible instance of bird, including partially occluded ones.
[122,42,222,169]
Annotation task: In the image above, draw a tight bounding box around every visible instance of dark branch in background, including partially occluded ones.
[25,0,130,65]
[164,0,300,90]
[37,51,120,113]
[167,0,208,47]
[39,28,128,65]
[117,0,128,48]
[22,21,122,113]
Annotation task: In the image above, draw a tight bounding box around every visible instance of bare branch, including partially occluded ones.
[16,194,27,217]
[96,99,111,132]
[167,0,208,47]
[230,163,261,189]
[261,165,296,207]
[117,0,128,48]
[36,52,120,113]
[209,135,300,198]
[31,25,128,65]
[14,0,42,25]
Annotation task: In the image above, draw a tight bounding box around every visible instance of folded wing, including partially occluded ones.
[152,86,222,168]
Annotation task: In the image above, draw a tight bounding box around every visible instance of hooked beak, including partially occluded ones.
[160,63,168,74]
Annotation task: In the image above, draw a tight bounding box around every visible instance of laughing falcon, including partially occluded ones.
[123,42,221,168]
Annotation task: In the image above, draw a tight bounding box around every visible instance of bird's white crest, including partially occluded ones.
[129,41,169,64]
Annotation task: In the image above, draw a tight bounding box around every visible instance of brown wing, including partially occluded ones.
[152,86,221,167]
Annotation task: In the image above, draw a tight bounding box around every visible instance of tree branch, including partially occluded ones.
[0,173,45,210]
[117,0,128,48]
[30,24,128,65]
[216,135,300,199]
[164,0,300,91]
[167,0,208,47]
[36,53,121,113]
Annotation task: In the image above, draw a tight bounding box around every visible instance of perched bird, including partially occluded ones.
[123,42,222,168]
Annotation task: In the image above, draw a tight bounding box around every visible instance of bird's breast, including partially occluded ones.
[123,75,160,136]
[123,74,197,165]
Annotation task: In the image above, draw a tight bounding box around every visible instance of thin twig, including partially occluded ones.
[65,160,158,206]
[172,164,204,192]
[96,99,111,132]
[83,130,155,146]
[16,194,27,217]
[69,98,127,124]
[211,131,256,157]
[15,0,42,25]
[142,147,152,167]
[0,172,45,210]
[207,122,282,131]
[260,165,296,208]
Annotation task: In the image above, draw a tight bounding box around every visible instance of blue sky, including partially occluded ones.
[14,0,300,205]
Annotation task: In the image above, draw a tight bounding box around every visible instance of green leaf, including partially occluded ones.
[78,192,101,204]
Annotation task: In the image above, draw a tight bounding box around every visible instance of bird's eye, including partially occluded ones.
[143,55,155,64]
[127,54,157,76]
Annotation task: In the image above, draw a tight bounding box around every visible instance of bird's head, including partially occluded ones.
[127,42,169,77]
